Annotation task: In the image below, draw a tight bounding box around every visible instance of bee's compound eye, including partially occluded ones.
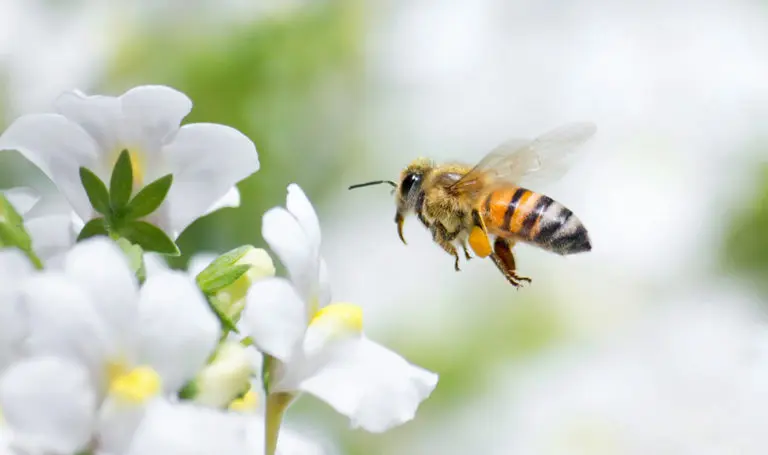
[401,173,422,196]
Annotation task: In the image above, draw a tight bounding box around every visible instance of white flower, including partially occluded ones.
[0,85,259,239]
[17,237,220,399]
[241,184,438,432]
[0,356,96,455]
[0,248,34,374]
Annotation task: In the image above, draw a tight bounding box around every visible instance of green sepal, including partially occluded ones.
[124,174,173,220]
[115,237,146,284]
[76,218,108,242]
[109,150,133,210]
[206,294,240,334]
[79,167,110,216]
[197,264,251,295]
[261,355,273,395]
[118,220,179,256]
[195,246,253,291]
[0,194,42,269]
[177,380,198,400]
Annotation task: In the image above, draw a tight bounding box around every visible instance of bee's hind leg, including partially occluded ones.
[431,223,462,271]
[489,237,532,288]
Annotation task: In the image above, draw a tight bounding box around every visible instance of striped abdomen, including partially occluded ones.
[480,187,591,255]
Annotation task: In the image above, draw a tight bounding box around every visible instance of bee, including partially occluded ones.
[349,123,596,287]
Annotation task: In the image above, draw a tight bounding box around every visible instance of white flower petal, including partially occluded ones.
[187,253,218,278]
[0,357,96,454]
[160,123,258,235]
[137,271,219,394]
[24,191,76,218]
[298,336,438,433]
[0,113,99,220]
[122,401,249,455]
[262,207,317,303]
[0,250,33,371]
[55,89,122,155]
[241,278,307,362]
[2,187,39,215]
[64,238,139,353]
[285,184,321,254]
[203,186,241,217]
[142,253,169,279]
[25,214,77,262]
[318,258,332,309]
[97,396,150,455]
[0,248,33,283]
[20,274,111,386]
[119,85,192,156]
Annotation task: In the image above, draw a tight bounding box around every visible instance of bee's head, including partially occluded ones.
[347,158,433,246]
[396,158,432,213]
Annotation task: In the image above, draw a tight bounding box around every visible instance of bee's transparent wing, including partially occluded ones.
[449,122,596,196]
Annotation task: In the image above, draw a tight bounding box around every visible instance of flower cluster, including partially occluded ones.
[0,85,437,455]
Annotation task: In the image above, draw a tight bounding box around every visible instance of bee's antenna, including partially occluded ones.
[348,180,397,190]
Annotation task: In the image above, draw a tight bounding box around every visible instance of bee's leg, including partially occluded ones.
[489,237,532,288]
[460,240,472,261]
[431,223,461,271]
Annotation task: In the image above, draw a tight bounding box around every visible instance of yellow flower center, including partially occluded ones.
[228,390,259,412]
[310,302,363,333]
[108,365,161,404]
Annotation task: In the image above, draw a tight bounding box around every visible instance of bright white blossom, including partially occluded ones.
[0,356,96,455]
[0,85,259,238]
[241,184,438,432]
[17,237,220,399]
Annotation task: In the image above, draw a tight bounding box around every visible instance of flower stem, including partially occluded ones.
[25,249,43,270]
[265,392,294,455]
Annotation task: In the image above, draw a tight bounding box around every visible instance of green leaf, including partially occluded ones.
[115,237,146,284]
[124,174,173,220]
[118,220,179,256]
[197,264,251,295]
[77,218,108,241]
[110,149,133,209]
[79,167,110,215]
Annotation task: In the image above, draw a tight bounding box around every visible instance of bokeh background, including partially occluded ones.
[1,0,768,453]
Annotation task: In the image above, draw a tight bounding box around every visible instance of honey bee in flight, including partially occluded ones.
[349,123,596,287]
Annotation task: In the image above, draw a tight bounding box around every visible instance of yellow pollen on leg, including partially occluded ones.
[310,302,363,333]
[469,226,492,258]
[109,365,161,404]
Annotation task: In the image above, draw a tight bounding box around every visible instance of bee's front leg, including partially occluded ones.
[460,240,472,261]
[431,223,461,271]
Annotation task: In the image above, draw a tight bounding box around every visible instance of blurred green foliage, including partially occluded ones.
[105,0,363,267]
[723,164,768,295]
